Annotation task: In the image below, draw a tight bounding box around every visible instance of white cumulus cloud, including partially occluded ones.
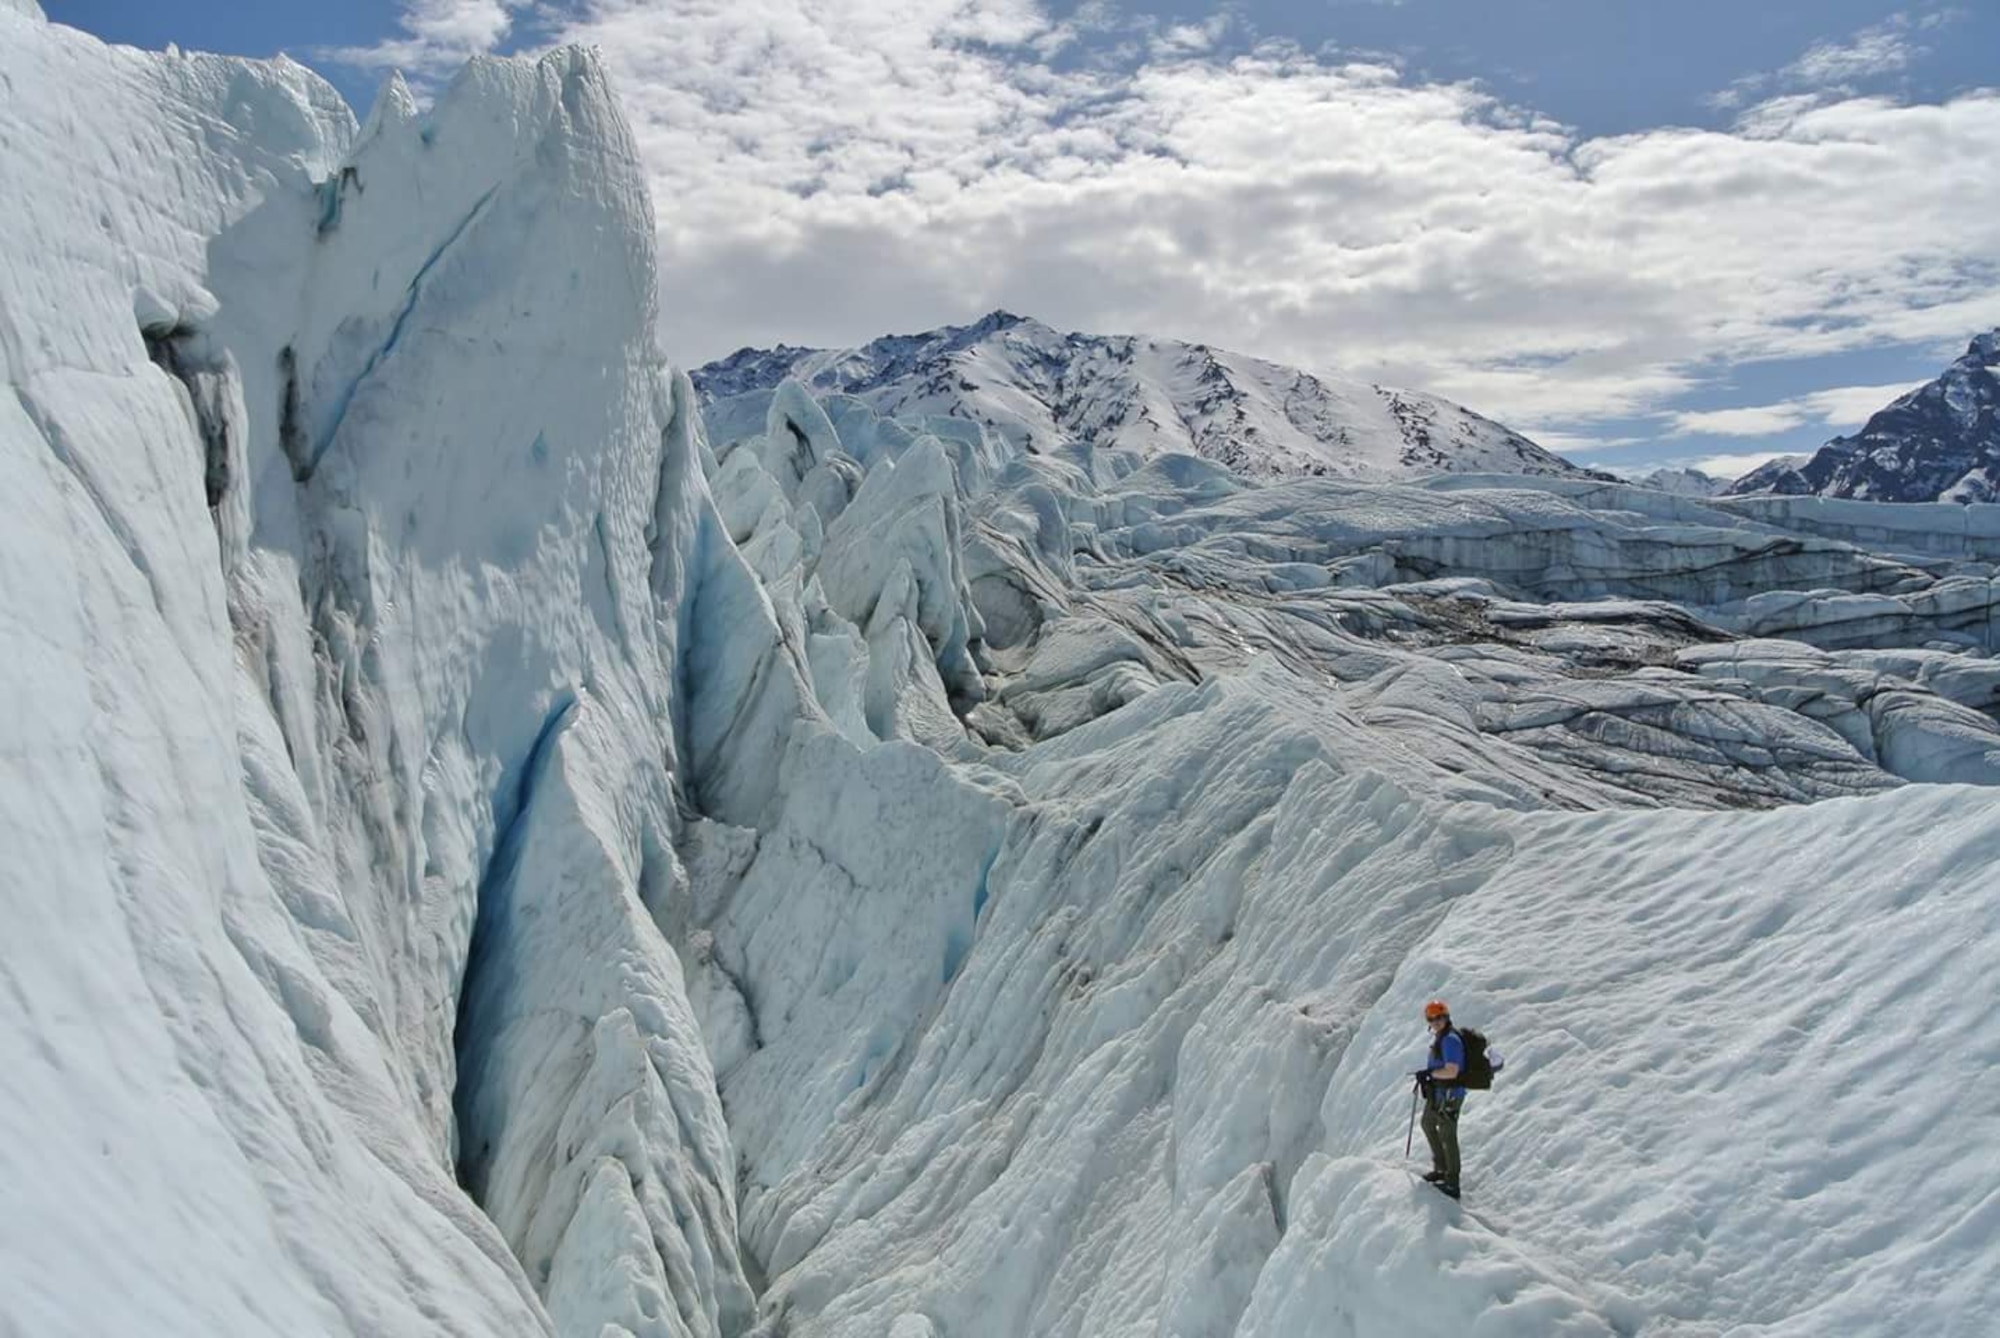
[1666,382,1925,438]
[324,1,2000,436]
[319,0,531,77]
[1667,405,1813,438]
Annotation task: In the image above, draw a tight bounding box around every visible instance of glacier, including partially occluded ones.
[3,6,1999,1337]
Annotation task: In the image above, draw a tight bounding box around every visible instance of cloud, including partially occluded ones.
[324,1,2000,435]
[1529,431,1648,458]
[1800,380,1926,425]
[1667,405,1811,438]
[318,0,530,78]
[1665,382,1924,437]
[1710,9,1961,111]
[1785,23,1916,87]
[1685,451,1805,480]
[1151,14,1232,57]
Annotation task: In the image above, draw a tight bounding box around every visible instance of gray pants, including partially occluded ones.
[1422,1092,1465,1184]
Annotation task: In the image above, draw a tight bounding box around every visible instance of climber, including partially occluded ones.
[1415,998,1467,1199]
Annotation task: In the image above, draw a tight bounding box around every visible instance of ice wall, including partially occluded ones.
[0,9,757,1333]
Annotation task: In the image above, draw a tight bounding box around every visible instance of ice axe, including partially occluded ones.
[1404,1073,1423,1157]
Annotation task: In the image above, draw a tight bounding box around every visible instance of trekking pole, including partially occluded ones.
[1404,1079,1420,1157]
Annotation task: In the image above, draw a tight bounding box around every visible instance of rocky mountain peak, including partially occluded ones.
[1726,329,2000,503]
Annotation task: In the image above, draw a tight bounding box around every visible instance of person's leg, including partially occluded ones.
[1437,1096,1463,1186]
[1421,1101,1448,1177]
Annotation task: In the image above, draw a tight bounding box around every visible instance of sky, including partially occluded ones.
[46,0,2000,478]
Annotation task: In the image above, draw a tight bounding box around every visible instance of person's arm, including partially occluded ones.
[1431,1031,1463,1081]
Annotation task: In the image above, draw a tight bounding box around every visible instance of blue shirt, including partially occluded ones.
[1427,1029,1466,1101]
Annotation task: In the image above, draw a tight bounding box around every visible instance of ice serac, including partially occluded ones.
[1,10,751,1335]
[455,694,754,1338]
[0,10,538,1335]
[244,45,759,1338]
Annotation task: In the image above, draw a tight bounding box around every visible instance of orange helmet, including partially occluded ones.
[1423,999,1450,1021]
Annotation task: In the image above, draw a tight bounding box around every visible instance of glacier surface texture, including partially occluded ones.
[3,8,1998,1337]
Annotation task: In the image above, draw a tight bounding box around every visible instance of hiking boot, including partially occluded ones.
[1421,1170,1447,1183]
[1435,1181,1461,1200]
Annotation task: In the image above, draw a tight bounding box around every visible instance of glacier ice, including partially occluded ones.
[2,11,745,1334]
[4,7,2000,1338]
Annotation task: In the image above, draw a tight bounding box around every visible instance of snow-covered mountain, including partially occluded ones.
[1729,331,2000,501]
[695,312,1599,482]
[1625,464,1727,497]
[6,6,2000,1338]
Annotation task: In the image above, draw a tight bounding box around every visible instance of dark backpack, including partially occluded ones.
[1457,1027,1499,1090]
[1438,1026,1501,1090]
